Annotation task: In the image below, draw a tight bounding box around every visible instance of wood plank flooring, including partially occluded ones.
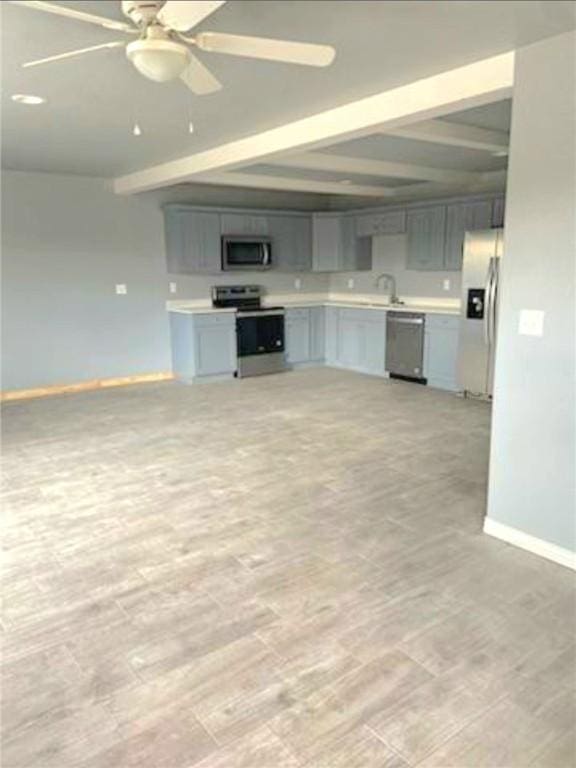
[2,368,574,767]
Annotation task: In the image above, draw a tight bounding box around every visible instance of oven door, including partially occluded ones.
[237,313,285,357]
[222,238,272,271]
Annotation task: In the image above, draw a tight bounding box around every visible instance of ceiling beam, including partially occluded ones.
[115,51,514,194]
[385,119,509,152]
[188,172,395,198]
[262,152,479,184]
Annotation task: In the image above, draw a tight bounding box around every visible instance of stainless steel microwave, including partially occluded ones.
[222,236,272,271]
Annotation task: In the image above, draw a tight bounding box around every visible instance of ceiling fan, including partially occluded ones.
[10,0,336,95]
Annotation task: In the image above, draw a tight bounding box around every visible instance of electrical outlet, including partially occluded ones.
[347,278,355,289]
[294,278,302,290]
[115,284,127,295]
[443,279,451,291]
[169,282,177,294]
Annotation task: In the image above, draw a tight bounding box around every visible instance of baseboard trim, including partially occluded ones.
[484,518,576,570]
[1,372,174,402]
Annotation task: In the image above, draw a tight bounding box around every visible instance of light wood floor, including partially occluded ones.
[2,368,575,768]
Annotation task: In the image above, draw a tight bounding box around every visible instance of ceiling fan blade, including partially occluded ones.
[9,1,135,33]
[195,32,336,67]
[158,0,226,32]
[179,52,222,94]
[23,41,125,68]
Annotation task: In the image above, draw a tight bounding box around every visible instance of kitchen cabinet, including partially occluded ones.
[444,200,493,271]
[164,207,221,274]
[285,307,325,364]
[268,215,312,272]
[325,306,339,366]
[312,215,341,272]
[312,215,372,272]
[220,213,269,235]
[170,312,237,381]
[423,313,460,391]
[406,206,447,271]
[355,210,406,237]
[328,307,386,376]
[492,197,505,228]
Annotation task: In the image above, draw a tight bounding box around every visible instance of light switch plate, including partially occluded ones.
[443,279,451,291]
[115,284,127,295]
[518,309,545,337]
[294,278,302,290]
[347,278,355,289]
[169,282,177,294]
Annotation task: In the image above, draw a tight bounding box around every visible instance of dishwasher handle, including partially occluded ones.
[388,317,424,325]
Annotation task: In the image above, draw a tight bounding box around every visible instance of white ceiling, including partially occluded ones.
[2,1,575,206]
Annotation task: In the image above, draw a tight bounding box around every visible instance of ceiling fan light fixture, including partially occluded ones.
[126,39,190,82]
[11,93,46,105]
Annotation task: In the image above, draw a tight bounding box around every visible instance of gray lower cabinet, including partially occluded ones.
[164,207,221,274]
[444,200,493,270]
[268,215,312,272]
[327,308,386,375]
[170,312,237,381]
[285,307,325,364]
[406,205,447,271]
[423,313,460,391]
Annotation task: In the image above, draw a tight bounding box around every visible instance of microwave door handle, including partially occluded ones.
[263,243,271,266]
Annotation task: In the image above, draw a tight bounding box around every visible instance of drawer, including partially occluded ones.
[285,308,311,320]
[193,313,236,327]
[425,313,460,330]
[339,307,386,323]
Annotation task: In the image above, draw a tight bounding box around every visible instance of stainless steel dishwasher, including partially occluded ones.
[385,312,426,383]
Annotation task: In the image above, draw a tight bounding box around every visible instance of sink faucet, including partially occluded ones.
[374,273,403,305]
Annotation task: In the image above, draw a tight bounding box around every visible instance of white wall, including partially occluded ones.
[486,31,576,553]
[329,233,462,302]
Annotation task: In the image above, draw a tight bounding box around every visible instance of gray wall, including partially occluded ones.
[486,31,576,552]
[0,171,329,390]
[329,233,462,301]
[1,172,171,390]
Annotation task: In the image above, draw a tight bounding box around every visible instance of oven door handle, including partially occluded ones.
[237,310,285,318]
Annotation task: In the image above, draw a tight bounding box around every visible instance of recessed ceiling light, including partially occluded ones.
[133,123,142,136]
[11,93,46,105]
[188,121,195,134]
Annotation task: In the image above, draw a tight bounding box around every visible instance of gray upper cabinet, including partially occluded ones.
[444,200,493,271]
[313,214,372,272]
[164,207,221,274]
[312,215,342,272]
[268,215,312,272]
[220,213,269,235]
[355,210,406,237]
[492,197,505,228]
[406,206,447,271]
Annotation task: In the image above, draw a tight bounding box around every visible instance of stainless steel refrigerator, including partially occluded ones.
[458,228,504,399]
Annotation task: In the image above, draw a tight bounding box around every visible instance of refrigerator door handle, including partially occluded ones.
[484,257,495,346]
[489,258,499,346]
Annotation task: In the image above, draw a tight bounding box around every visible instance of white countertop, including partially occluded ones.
[168,293,460,316]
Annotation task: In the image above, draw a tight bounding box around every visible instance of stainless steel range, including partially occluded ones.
[211,285,286,378]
